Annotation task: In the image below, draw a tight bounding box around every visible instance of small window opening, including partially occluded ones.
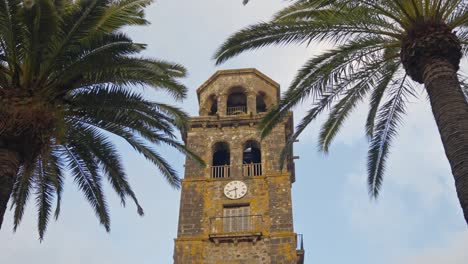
[256,92,267,113]
[243,140,262,176]
[227,87,247,115]
[208,95,217,116]
[212,142,230,178]
[213,142,230,166]
[243,140,261,164]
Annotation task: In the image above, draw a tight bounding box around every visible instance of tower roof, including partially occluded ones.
[196,68,280,102]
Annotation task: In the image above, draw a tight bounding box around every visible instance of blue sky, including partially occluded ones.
[1,1,467,263]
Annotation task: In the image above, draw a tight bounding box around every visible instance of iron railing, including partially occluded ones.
[211,163,263,178]
[209,215,264,234]
[242,163,262,176]
[296,234,304,250]
[227,106,247,115]
[211,165,231,178]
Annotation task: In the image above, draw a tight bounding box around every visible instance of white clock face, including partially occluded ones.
[224,181,247,199]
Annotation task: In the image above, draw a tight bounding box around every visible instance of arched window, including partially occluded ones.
[227,87,247,115]
[212,142,230,178]
[256,92,267,113]
[242,140,262,176]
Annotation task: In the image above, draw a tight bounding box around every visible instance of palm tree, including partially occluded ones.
[0,0,201,239]
[215,0,468,225]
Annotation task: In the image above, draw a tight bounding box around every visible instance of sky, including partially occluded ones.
[1,1,468,263]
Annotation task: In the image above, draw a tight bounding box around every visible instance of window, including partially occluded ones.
[223,205,250,232]
[256,92,267,113]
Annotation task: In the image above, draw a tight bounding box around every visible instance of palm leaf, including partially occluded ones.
[35,149,62,241]
[11,159,37,231]
[367,75,411,198]
[63,145,110,231]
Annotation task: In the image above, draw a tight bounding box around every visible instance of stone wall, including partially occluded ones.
[183,116,291,179]
[197,69,280,117]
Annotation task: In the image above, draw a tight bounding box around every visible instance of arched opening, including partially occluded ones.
[208,94,217,116]
[213,142,230,166]
[256,92,267,113]
[212,142,230,178]
[242,140,262,176]
[227,87,247,115]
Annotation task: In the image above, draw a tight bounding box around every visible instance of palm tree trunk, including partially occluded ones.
[423,58,468,225]
[0,148,20,229]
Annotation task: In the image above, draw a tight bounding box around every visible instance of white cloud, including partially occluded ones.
[395,230,468,264]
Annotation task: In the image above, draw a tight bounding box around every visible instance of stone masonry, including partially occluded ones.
[173,69,304,264]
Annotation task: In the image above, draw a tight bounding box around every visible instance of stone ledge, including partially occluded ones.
[181,172,292,183]
[209,232,263,245]
[188,112,293,130]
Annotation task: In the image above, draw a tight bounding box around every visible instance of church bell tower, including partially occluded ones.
[173,69,305,264]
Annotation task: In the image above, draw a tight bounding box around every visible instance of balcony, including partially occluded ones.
[227,106,247,115]
[209,215,264,244]
[242,163,262,176]
[211,163,263,178]
[211,165,231,178]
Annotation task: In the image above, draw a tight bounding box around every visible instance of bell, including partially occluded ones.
[243,149,254,163]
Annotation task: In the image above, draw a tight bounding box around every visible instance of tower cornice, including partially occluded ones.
[196,68,280,102]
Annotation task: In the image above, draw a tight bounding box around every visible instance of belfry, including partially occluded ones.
[173,69,305,264]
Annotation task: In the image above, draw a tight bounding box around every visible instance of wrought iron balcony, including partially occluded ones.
[211,163,263,178]
[209,215,264,244]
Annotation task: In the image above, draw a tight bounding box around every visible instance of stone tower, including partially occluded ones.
[173,69,305,264]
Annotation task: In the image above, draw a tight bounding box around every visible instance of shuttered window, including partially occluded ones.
[223,205,250,232]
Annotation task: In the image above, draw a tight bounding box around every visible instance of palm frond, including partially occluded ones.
[0,0,22,87]
[66,116,183,188]
[260,36,395,138]
[367,75,411,198]
[365,62,401,139]
[318,58,398,152]
[125,137,180,188]
[35,149,61,241]
[11,159,37,231]
[87,0,152,34]
[67,122,144,215]
[62,145,110,231]
[20,0,59,87]
[65,57,187,99]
